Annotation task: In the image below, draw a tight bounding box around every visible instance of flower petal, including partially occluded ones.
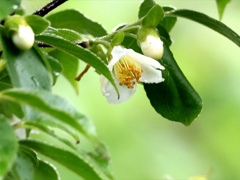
[128,50,165,83]
[107,46,129,71]
[100,75,136,104]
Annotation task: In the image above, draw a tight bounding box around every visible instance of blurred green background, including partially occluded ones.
[22,0,240,179]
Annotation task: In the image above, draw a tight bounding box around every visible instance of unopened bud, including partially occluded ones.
[12,25,34,50]
[4,15,35,51]
[137,27,164,60]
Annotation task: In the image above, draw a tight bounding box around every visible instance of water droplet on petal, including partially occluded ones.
[104,92,110,97]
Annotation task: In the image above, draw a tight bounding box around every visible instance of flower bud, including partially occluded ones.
[137,27,164,60]
[12,25,35,50]
[4,15,35,51]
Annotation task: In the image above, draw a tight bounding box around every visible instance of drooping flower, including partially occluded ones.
[12,25,35,50]
[100,45,165,104]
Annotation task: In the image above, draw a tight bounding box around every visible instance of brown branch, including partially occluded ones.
[75,65,91,81]
[33,0,68,17]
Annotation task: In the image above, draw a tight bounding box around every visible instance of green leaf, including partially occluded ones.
[166,9,240,47]
[216,0,231,19]
[48,49,79,93]
[160,6,177,32]
[4,146,38,180]
[0,32,51,90]
[142,5,164,27]
[0,89,97,140]
[138,0,156,19]
[20,140,103,180]
[35,34,118,95]
[4,146,59,180]
[46,9,107,37]
[144,39,202,125]
[34,160,59,180]
[44,28,82,42]
[45,54,62,85]
[0,0,21,20]
[0,99,23,119]
[0,116,18,178]
[25,15,50,35]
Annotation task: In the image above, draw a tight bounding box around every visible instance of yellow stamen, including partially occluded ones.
[113,55,143,89]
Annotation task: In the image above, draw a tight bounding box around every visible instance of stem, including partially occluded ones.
[75,65,91,81]
[33,0,68,17]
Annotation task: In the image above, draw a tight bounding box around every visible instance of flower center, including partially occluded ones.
[114,55,143,89]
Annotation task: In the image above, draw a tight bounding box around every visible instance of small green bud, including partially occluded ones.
[137,27,164,60]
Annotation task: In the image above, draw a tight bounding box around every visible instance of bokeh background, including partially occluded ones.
[22,0,240,179]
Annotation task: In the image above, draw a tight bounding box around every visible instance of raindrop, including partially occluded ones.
[31,76,39,87]
[12,5,18,10]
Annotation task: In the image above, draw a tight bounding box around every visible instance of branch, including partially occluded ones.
[33,0,68,17]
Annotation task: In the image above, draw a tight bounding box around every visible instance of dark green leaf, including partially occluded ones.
[216,0,231,19]
[34,160,59,180]
[142,5,164,27]
[48,49,79,93]
[1,89,97,140]
[0,32,51,90]
[20,140,103,180]
[0,116,18,177]
[157,25,172,46]
[138,0,156,19]
[46,9,107,37]
[160,6,177,32]
[0,0,21,20]
[0,99,23,119]
[4,146,38,180]
[166,9,240,47]
[144,39,202,125]
[35,34,118,95]
[25,15,50,34]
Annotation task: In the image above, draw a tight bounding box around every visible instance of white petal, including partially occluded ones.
[107,46,129,71]
[100,75,136,104]
[128,50,165,83]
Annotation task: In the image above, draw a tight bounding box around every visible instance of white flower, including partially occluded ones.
[100,45,165,104]
[12,25,35,50]
[140,35,164,59]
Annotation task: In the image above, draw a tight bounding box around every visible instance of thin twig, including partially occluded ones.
[33,0,68,17]
[75,65,91,81]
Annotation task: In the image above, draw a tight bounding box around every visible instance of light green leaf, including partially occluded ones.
[25,15,50,35]
[0,0,21,20]
[142,5,164,27]
[0,116,18,178]
[166,9,240,47]
[144,39,202,125]
[0,89,97,140]
[35,34,118,95]
[44,28,82,42]
[216,0,231,19]
[20,140,103,180]
[48,49,79,94]
[4,146,59,180]
[45,54,62,85]
[46,9,107,37]
[138,0,156,19]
